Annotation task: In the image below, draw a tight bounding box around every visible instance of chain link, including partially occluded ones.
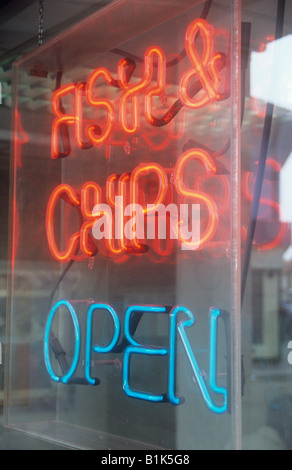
[38,0,44,46]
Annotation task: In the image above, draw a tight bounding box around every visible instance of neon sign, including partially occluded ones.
[47,19,229,260]
[46,150,217,262]
[42,15,285,422]
[46,153,286,263]
[51,19,227,159]
[44,300,228,414]
[44,18,230,417]
[47,17,286,263]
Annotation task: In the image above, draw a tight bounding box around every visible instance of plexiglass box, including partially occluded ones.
[5,0,241,449]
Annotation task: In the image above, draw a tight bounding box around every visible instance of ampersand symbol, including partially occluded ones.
[179,19,223,109]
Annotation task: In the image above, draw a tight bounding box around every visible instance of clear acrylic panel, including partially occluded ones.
[240,0,292,451]
[5,0,241,450]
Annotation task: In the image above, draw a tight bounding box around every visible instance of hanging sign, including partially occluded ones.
[42,16,231,415]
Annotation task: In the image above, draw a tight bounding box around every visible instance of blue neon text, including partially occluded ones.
[44,300,228,414]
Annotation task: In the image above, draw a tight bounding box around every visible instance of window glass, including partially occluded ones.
[241,0,292,451]
[5,0,239,450]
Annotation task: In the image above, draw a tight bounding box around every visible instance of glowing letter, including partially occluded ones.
[46,184,80,262]
[51,84,76,159]
[44,300,80,384]
[168,305,227,413]
[179,19,222,109]
[80,182,102,257]
[123,305,168,402]
[144,47,167,126]
[85,68,115,145]
[174,149,218,249]
[85,303,120,385]
[75,82,94,150]
[118,47,165,134]
[105,174,130,255]
[130,163,168,250]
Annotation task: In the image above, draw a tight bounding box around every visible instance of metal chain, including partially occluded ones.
[38,0,44,46]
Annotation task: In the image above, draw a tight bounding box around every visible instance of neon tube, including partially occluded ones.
[85,303,120,385]
[123,305,168,402]
[85,67,115,145]
[124,305,167,346]
[81,181,102,219]
[168,305,227,414]
[209,307,228,405]
[46,184,81,262]
[79,182,102,256]
[174,149,218,249]
[118,47,164,134]
[51,83,76,159]
[44,300,80,384]
[106,174,120,208]
[179,19,221,109]
[130,163,168,251]
[75,82,94,150]
[123,346,168,402]
[131,163,168,213]
[105,174,130,254]
[144,47,166,126]
[80,220,98,257]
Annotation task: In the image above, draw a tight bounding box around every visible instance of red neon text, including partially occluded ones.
[51,19,227,159]
[179,19,223,109]
[46,149,219,262]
